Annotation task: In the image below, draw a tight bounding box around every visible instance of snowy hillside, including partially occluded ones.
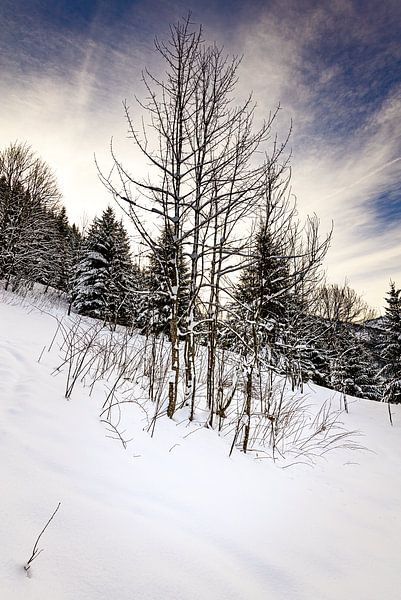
[1,291,401,600]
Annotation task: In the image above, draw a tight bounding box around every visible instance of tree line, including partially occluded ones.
[0,139,399,410]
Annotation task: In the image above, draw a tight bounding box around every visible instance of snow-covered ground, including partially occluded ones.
[1,291,401,600]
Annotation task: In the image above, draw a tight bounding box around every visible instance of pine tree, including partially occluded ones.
[233,223,291,363]
[283,311,331,389]
[331,331,380,401]
[50,207,75,292]
[379,282,401,404]
[72,207,133,326]
[65,222,84,297]
[146,225,190,336]
[346,339,380,401]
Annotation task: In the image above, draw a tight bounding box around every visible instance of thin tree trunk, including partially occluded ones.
[242,365,253,453]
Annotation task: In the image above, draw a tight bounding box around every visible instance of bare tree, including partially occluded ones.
[315,281,376,325]
[99,17,287,419]
[0,142,61,289]
[0,142,60,207]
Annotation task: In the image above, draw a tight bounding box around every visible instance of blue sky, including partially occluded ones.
[1,0,401,309]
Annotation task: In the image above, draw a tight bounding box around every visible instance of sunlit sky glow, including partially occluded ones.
[1,0,401,311]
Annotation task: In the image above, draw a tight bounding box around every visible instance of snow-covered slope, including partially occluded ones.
[1,292,401,600]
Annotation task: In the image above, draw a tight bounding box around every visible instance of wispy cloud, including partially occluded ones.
[1,0,401,309]
[232,1,401,309]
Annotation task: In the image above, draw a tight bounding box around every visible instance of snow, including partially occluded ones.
[1,290,401,600]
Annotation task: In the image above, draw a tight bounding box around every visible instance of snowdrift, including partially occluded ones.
[1,290,401,600]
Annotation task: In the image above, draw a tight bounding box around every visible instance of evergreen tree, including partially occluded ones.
[379,282,401,404]
[146,225,190,336]
[331,331,380,401]
[64,222,84,296]
[50,207,75,292]
[233,223,291,364]
[346,339,380,401]
[72,207,133,326]
[283,311,331,389]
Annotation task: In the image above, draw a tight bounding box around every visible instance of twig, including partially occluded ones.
[24,502,61,574]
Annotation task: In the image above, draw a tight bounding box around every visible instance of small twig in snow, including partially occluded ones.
[24,502,61,575]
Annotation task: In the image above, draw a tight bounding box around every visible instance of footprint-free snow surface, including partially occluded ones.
[1,292,401,600]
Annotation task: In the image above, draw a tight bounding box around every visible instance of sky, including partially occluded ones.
[1,0,401,311]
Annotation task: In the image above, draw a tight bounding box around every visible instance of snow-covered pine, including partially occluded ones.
[233,225,291,363]
[379,282,401,404]
[145,225,190,336]
[51,207,82,293]
[329,330,380,402]
[71,207,133,326]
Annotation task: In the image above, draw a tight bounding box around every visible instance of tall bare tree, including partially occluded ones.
[100,17,287,419]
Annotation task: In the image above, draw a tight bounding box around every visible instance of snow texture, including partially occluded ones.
[1,290,401,600]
